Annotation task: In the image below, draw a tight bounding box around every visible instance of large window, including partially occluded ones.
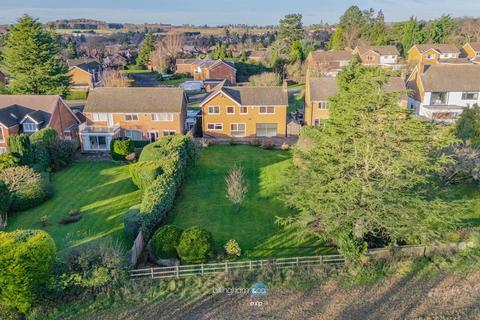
[256,123,277,137]
[207,123,223,131]
[230,123,246,137]
[462,92,479,100]
[88,136,108,150]
[430,92,448,105]
[259,106,275,114]
[208,106,220,114]
[92,113,107,121]
[162,130,176,136]
[152,113,174,121]
[23,123,37,133]
[125,114,139,121]
[125,129,143,140]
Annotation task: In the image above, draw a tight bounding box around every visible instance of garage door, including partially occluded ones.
[256,123,277,137]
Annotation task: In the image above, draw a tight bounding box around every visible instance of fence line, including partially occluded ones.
[130,254,345,280]
[129,242,475,280]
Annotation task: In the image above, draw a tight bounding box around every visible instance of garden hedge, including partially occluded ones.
[7,134,33,165]
[129,161,163,189]
[177,226,213,263]
[0,229,56,313]
[110,138,134,161]
[0,166,52,212]
[123,205,142,241]
[149,225,183,259]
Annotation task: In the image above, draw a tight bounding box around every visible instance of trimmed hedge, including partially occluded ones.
[0,166,52,212]
[110,138,134,161]
[129,161,163,189]
[0,180,11,215]
[123,205,142,241]
[7,134,33,165]
[139,135,192,162]
[149,225,183,259]
[177,226,213,263]
[0,230,56,313]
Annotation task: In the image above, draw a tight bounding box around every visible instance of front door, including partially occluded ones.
[148,131,158,142]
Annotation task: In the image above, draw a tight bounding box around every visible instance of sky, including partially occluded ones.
[1,0,480,25]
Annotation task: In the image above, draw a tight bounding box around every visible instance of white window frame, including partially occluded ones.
[366,55,375,61]
[125,129,143,140]
[125,114,139,121]
[318,101,328,110]
[207,123,223,131]
[425,53,435,59]
[240,106,248,115]
[259,106,275,114]
[151,113,174,122]
[23,123,37,133]
[162,130,176,136]
[92,113,108,121]
[461,92,479,100]
[0,127,4,142]
[226,106,235,115]
[230,123,246,137]
[208,106,220,114]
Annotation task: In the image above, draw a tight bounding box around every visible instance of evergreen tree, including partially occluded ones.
[3,15,70,96]
[240,50,247,62]
[66,40,78,59]
[283,61,458,263]
[329,27,345,50]
[455,104,480,147]
[427,15,458,44]
[289,40,305,63]
[136,31,155,67]
[398,17,427,55]
[278,14,304,52]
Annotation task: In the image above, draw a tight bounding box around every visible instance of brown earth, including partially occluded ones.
[81,270,480,320]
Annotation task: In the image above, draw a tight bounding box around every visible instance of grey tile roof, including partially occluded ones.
[413,44,459,54]
[203,82,288,106]
[309,50,353,63]
[0,95,63,127]
[84,87,186,113]
[420,64,480,92]
[356,45,400,56]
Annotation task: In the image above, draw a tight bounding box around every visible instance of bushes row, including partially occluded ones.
[125,136,192,239]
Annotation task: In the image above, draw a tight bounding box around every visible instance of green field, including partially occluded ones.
[168,145,331,259]
[6,162,141,252]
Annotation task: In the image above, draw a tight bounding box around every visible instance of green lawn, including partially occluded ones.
[168,145,331,259]
[6,162,141,252]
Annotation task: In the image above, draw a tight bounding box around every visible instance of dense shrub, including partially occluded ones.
[51,139,77,170]
[30,128,58,145]
[177,226,213,263]
[0,166,52,212]
[129,161,163,189]
[149,225,183,259]
[0,230,56,313]
[455,105,480,147]
[110,138,134,161]
[7,134,33,165]
[0,152,21,169]
[139,135,191,162]
[123,206,142,241]
[31,141,51,172]
[224,239,241,257]
[0,180,11,215]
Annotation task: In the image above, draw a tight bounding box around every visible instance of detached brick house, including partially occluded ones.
[0,95,81,154]
[67,58,103,91]
[175,58,236,86]
[407,44,460,66]
[200,81,288,138]
[352,45,401,69]
[81,87,187,151]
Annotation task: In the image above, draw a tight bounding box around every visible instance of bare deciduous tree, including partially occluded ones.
[225,164,248,205]
[150,32,184,73]
[248,72,282,86]
[101,69,132,87]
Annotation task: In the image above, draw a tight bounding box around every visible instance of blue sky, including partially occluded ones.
[1,0,479,25]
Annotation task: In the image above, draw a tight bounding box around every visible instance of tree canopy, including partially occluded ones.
[3,15,70,96]
[284,61,458,262]
[136,31,156,67]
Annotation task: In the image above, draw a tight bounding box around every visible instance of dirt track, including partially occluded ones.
[85,270,480,320]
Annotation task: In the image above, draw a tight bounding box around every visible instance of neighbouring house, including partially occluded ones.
[67,58,103,91]
[462,42,480,63]
[407,64,480,123]
[352,45,401,70]
[0,95,81,153]
[80,87,187,151]
[200,81,288,138]
[407,44,460,66]
[247,50,267,63]
[175,58,237,85]
[306,50,353,77]
[304,76,407,126]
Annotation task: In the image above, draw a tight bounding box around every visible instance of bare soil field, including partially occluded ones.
[77,269,480,320]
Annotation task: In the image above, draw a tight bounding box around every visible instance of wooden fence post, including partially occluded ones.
[249,260,252,271]
[201,263,204,276]
[296,257,299,266]
[225,261,228,273]
[176,265,180,279]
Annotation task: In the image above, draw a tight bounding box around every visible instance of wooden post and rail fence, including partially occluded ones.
[129,241,475,280]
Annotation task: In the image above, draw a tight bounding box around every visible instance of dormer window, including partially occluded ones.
[23,123,37,133]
